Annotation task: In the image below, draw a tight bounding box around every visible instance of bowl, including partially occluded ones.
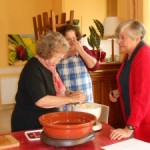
[72,102,101,120]
[39,111,96,139]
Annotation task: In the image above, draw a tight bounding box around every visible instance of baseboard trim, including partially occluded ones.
[0,104,15,110]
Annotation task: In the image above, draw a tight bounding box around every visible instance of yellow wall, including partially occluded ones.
[0,1,8,68]
[0,0,52,67]
[62,0,107,35]
[52,0,62,15]
[0,0,107,67]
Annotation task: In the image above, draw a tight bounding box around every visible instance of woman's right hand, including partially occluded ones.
[69,91,86,104]
[109,89,120,102]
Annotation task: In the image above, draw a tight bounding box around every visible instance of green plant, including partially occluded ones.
[87,19,104,50]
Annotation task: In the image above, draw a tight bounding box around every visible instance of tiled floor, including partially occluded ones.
[0,108,14,133]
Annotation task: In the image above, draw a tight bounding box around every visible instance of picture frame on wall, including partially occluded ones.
[8,34,36,66]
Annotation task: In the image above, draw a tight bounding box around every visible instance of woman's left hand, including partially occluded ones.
[110,127,134,140]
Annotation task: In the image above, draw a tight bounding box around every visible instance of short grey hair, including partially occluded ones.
[115,20,146,40]
[36,31,69,59]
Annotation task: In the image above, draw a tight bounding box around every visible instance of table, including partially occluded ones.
[2,122,125,150]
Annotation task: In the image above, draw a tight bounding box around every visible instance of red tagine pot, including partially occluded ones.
[39,111,96,139]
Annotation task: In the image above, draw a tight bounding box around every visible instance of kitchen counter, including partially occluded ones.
[1,122,126,150]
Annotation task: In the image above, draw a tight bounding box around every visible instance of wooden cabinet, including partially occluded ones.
[90,62,125,128]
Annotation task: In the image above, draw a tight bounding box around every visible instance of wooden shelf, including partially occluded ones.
[90,62,125,128]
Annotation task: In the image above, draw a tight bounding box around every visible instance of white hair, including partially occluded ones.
[115,20,146,40]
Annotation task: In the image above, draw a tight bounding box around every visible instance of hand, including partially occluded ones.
[69,91,86,104]
[69,90,82,96]
[110,127,134,140]
[109,89,120,102]
[70,39,83,53]
[65,89,74,96]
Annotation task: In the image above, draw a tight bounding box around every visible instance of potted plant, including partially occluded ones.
[87,19,105,61]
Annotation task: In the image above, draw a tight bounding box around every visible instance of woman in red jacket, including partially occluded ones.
[109,20,150,142]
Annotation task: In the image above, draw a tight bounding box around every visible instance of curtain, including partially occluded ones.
[127,0,143,21]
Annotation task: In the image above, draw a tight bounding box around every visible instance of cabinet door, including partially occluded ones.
[91,73,125,128]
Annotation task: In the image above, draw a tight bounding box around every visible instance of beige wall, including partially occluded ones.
[143,0,150,43]
[62,0,107,35]
[0,0,52,67]
[117,0,128,22]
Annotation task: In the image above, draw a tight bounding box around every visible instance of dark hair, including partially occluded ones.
[58,25,82,41]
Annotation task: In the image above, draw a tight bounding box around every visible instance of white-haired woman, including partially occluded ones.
[11,32,86,132]
[109,20,150,142]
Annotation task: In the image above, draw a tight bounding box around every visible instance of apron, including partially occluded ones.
[57,55,93,104]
